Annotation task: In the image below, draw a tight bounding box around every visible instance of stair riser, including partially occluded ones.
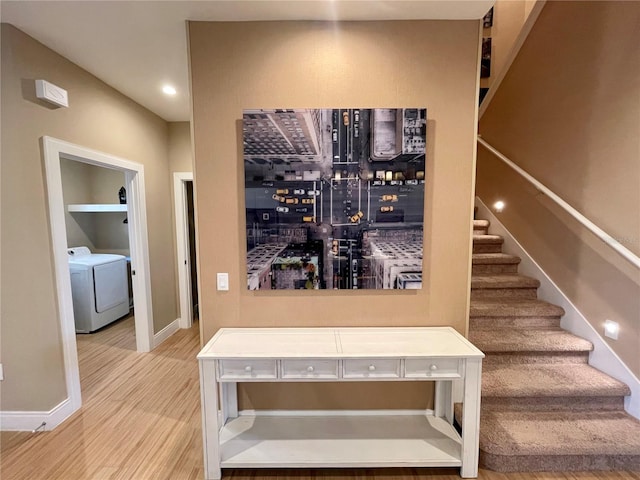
[471,288,538,299]
[473,227,489,235]
[482,396,626,413]
[473,244,503,254]
[472,264,519,274]
[470,317,561,329]
[482,352,590,365]
[480,452,640,472]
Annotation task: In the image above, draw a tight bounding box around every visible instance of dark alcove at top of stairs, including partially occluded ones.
[462,218,640,472]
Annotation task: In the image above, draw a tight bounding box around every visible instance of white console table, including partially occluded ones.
[197,327,484,479]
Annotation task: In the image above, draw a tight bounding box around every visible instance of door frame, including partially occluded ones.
[173,172,194,328]
[42,136,154,413]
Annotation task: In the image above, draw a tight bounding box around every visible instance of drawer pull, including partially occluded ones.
[368,365,376,371]
[244,365,252,372]
[429,364,438,371]
[307,366,315,372]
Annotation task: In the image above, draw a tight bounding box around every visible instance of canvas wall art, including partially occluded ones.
[244,108,426,290]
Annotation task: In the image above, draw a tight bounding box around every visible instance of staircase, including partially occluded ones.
[467,219,640,472]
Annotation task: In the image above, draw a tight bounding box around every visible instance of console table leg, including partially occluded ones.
[199,360,221,480]
[221,382,238,424]
[434,381,453,423]
[460,358,482,478]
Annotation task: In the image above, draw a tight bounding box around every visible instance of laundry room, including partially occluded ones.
[60,158,133,334]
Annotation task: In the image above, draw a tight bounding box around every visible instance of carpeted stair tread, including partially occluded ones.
[470,328,593,353]
[482,364,631,398]
[474,219,490,228]
[479,410,640,458]
[470,298,565,318]
[471,274,540,289]
[473,234,504,244]
[472,253,521,265]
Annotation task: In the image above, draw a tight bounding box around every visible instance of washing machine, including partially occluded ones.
[67,246,130,333]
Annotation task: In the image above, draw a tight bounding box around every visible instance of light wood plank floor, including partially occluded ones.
[2,316,639,480]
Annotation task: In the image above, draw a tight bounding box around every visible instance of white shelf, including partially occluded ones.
[67,204,127,212]
[219,414,462,468]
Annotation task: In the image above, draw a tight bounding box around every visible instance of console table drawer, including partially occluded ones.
[343,359,401,378]
[404,358,461,378]
[219,359,277,380]
[281,359,339,379]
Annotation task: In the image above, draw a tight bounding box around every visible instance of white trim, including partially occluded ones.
[237,409,435,417]
[477,137,640,269]
[479,0,547,118]
[464,19,483,340]
[0,398,74,431]
[173,172,194,329]
[153,319,181,348]
[124,168,154,352]
[475,197,640,419]
[42,136,155,425]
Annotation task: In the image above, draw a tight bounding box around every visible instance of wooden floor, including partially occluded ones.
[1,316,639,480]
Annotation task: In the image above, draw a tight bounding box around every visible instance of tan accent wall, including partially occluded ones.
[477,1,640,376]
[0,24,177,411]
[189,20,480,409]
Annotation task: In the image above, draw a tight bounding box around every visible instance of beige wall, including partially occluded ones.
[477,1,640,376]
[168,122,194,313]
[189,20,480,409]
[481,0,537,90]
[61,159,98,250]
[61,159,129,255]
[168,122,193,173]
[0,24,178,411]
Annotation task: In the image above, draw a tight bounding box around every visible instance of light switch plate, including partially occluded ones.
[217,273,229,291]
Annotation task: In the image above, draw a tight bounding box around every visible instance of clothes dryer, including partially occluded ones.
[67,247,129,333]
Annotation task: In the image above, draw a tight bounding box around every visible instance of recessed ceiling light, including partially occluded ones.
[493,200,505,213]
[162,85,177,95]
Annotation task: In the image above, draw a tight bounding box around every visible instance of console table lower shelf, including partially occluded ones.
[219,413,463,469]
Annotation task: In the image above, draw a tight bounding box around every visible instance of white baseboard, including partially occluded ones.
[475,198,640,419]
[153,318,180,348]
[0,397,76,431]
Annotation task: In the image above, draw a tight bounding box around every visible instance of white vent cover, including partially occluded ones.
[35,79,69,108]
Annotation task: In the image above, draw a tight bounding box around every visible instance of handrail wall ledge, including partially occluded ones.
[477,136,640,270]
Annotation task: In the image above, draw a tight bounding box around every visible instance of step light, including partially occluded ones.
[604,319,619,340]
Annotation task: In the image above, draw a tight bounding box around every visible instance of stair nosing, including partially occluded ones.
[481,363,631,398]
[478,411,640,457]
[471,274,541,289]
[470,328,594,353]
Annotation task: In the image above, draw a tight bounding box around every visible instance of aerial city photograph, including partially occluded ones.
[244,108,426,290]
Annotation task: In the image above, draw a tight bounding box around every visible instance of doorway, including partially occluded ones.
[173,172,198,328]
[42,136,154,415]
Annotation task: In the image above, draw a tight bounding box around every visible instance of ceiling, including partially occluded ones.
[1,1,493,122]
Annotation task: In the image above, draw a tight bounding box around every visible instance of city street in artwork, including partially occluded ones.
[244,108,426,290]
